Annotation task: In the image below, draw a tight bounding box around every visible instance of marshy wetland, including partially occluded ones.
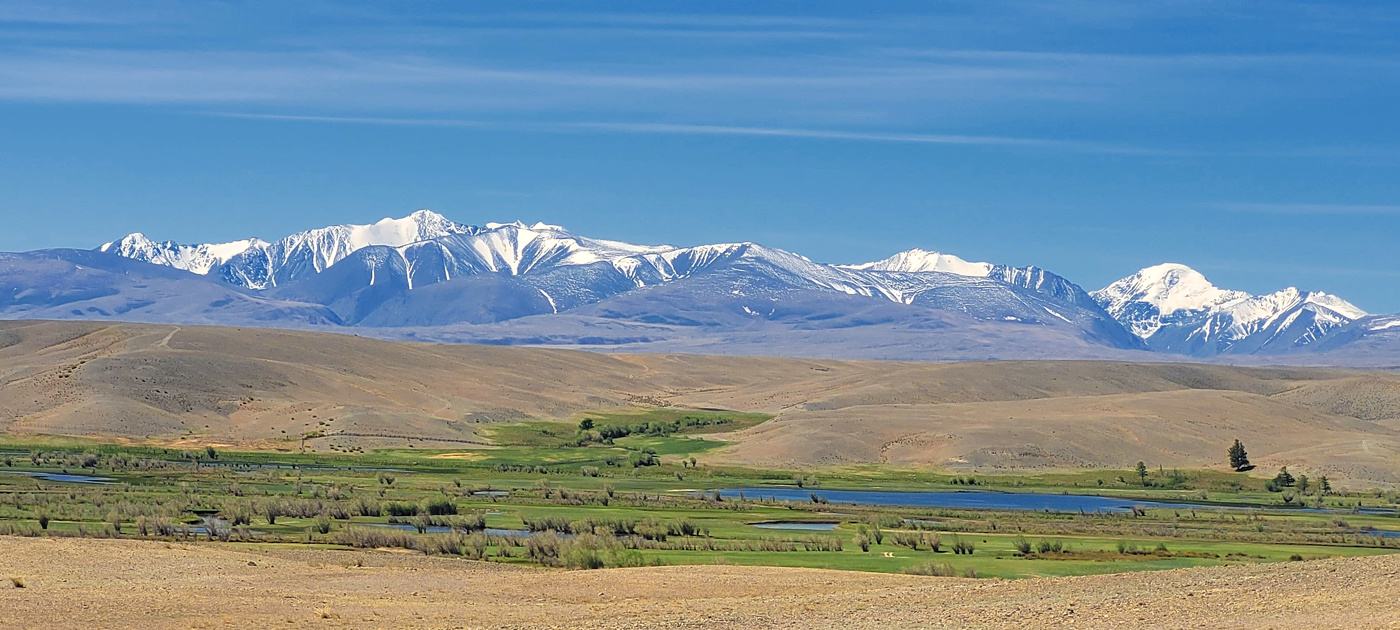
[1,408,1397,580]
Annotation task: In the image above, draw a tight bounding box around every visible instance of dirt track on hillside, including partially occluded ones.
[0,537,1396,629]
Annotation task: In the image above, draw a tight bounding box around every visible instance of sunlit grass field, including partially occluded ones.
[1,408,1396,577]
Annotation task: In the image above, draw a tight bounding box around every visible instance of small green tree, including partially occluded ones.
[1272,466,1295,488]
[1297,474,1310,494]
[1318,475,1331,494]
[1135,461,1148,486]
[578,418,594,432]
[1227,439,1250,471]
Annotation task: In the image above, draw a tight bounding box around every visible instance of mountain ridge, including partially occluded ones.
[0,210,1388,363]
[1092,262,1367,356]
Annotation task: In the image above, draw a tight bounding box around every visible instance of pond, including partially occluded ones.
[0,471,116,485]
[751,522,838,531]
[715,488,1214,513]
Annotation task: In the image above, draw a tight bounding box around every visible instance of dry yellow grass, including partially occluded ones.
[0,537,1397,629]
[3,320,1400,483]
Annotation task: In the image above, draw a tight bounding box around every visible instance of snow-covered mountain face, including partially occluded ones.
[841,248,994,276]
[88,214,1380,357]
[85,211,1141,349]
[99,234,267,276]
[1092,263,1367,356]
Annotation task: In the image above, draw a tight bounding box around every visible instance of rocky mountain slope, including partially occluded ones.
[0,210,1391,363]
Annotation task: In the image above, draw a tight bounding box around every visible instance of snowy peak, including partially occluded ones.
[407,220,677,278]
[99,233,264,276]
[90,213,1369,357]
[100,210,479,289]
[1093,263,1248,320]
[272,209,475,272]
[842,248,994,277]
[1092,263,1367,355]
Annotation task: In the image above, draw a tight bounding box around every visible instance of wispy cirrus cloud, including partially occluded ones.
[0,2,1398,162]
[214,112,1183,155]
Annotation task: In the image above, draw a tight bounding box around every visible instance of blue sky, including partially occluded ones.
[1,1,1398,311]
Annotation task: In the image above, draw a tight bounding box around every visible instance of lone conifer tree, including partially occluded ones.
[1228,439,1250,471]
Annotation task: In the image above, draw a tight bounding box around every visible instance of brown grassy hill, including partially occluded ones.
[2,320,1399,484]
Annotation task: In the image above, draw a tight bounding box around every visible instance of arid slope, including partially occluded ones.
[3,320,1400,483]
[0,537,1397,630]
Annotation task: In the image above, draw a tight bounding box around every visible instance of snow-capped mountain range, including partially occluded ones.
[1091,263,1367,356]
[0,209,1384,361]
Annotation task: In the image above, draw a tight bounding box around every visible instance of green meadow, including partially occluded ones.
[0,408,1396,577]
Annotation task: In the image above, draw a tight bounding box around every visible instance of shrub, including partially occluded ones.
[314,515,332,535]
[523,515,575,534]
[667,519,705,538]
[890,531,923,550]
[384,502,417,517]
[801,536,843,552]
[628,450,659,468]
[449,513,487,532]
[1012,536,1032,555]
[526,531,564,564]
[901,561,957,577]
[950,536,975,555]
[260,499,284,524]
[222,501,253,527]
[421,497,458,516]
[36,511,49,530]
[203,516,231,542]
[338,526,416,550]
[854,534,871,552]
[1037,540,1064,554]
[353,496,381,517]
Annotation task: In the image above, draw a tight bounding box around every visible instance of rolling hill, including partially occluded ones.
[2,320,1399,485]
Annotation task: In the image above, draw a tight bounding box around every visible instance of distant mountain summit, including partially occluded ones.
[0,209,1386,362]
[68,210,1144,354]
[103,210,477,289]
[1092,263,1366,356]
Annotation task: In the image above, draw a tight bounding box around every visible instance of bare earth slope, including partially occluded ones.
[3,320,1400,484]
[1,537,1397,630]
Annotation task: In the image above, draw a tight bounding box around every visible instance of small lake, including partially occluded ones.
[0,471,116,485]
[716,488,1213,513]
[1361,529,1400,538]
[752,522,838,531]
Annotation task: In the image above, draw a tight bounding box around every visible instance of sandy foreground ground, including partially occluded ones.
[0,538,1397,629]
